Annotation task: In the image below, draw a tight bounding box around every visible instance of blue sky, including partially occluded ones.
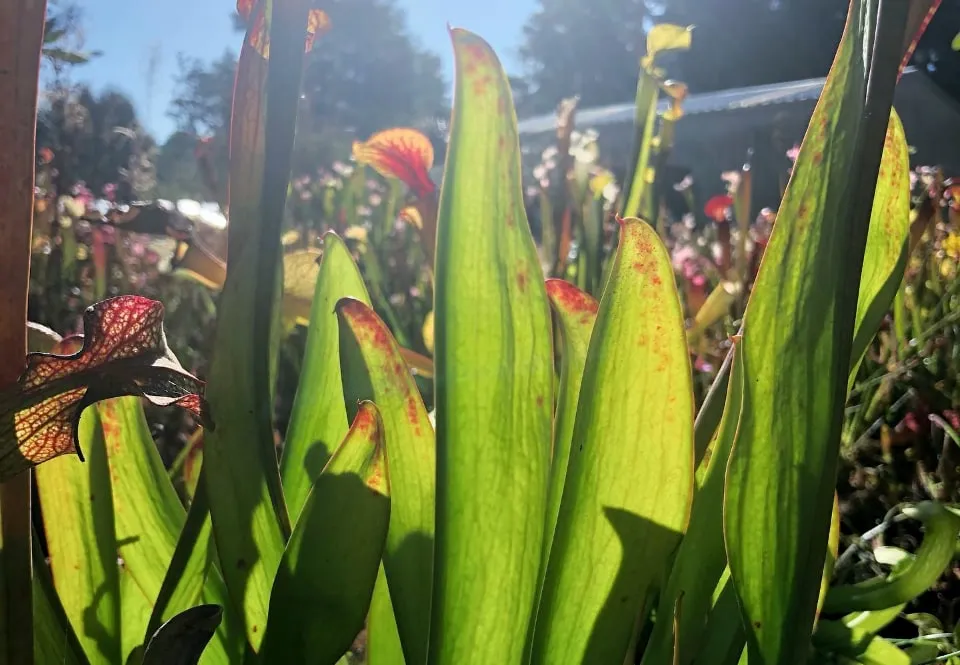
[75,0,536,139]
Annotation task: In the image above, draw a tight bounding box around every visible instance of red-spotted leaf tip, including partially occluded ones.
[334,296,367,317]
[545,279,600,315]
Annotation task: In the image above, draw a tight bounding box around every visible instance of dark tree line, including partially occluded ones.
[40,0,960,201]
[517,0,959,113]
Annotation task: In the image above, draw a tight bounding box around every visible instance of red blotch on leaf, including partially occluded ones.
[516,269,529,293]
[406,396,422,436]
[337,298,391,351]
[352,402,376,432]
[545,279,599,316]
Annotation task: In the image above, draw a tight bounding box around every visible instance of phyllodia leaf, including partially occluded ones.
[0,295,209,479]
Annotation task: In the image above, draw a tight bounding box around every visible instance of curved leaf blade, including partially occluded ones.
[429,29,554,665]
[722,2,912,662]
[641,338,744,665]
[35,409,120,665]
[142,605,222,665]
[531,218,694,665]
[97,397,242,664]
[543,279,597,556]
[281,232,372,522]
[367,568,405,665]
[201,0,298,643]
[849,109,911,382]
[33,541,89,665]
[260,402,390,664]
[823,502,960,613]
[336,298,434,665]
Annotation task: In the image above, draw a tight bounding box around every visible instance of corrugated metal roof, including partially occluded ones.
[516,67,920,135]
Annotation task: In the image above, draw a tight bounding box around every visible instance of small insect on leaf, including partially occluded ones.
[0,296,210,480]
[238,0,330,58]
[352,128,437,198]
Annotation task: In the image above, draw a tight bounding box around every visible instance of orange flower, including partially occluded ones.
[237,0,329,58]
[352,128,436,199]
[38,147,54,164]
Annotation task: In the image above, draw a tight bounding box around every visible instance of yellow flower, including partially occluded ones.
[344,225,368,243]
[943,233,960,260]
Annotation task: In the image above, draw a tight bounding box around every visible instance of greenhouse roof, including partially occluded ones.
[516,67,922,135]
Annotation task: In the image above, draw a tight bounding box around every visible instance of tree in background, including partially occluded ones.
[913,1,960,102]
[517,0,959,112]
[658,0,846,92]
[155,50,237,201]
[300,0,446,138]
[155,0,447,201]
[37,87,156,200]
[36,1,154,201]
[517,0,652,114]
[42,0,102,75]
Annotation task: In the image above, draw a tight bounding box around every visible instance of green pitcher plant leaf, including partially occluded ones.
[97,397,242,664]
[141,605,223,665]
[201,0,312,645]
[849,109,911,385]
[531,218,694,665]
[147,473,243,664]
[722,1,916,663]
[641,337,744,665]
[33,533,90,665]
[367,567,405,665]
[27,327,89,665]
[260,401,390,664]
[543,279,598,559]
[282,232,373,523]
[812,619,910,665]
[622,23,692,219]
[0,297,208,480]
[119,568,153,663]
[621,72,659,220]
[812,605,906,663]
[823,502,960,614]
[690,575,746,665]
[336,297,434,665]
[430,27,554,665]
[35,406,120,665]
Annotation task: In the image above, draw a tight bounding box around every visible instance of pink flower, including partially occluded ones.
[671,245,698,270]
